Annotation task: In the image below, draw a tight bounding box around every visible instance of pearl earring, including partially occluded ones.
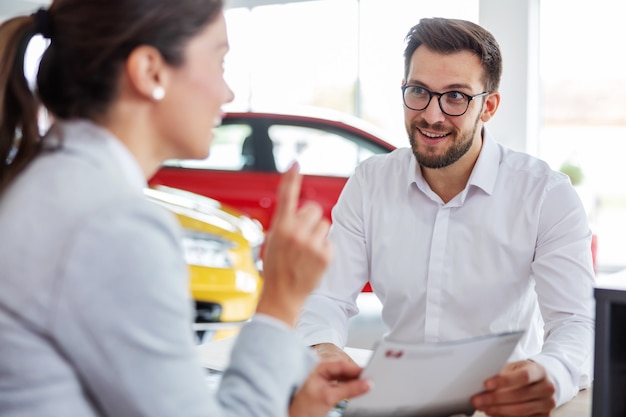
[152,86,165,101]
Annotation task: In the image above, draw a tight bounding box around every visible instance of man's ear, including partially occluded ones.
[124,45,169,101]
[480,91,500,123]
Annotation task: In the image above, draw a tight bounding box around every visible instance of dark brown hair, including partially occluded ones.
[403,17,502,93]
[0,0,223,192]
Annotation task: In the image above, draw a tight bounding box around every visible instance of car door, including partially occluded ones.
[150,113,394,230]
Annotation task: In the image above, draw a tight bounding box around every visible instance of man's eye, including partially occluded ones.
[409,86,427,95]
[446,91,466,100]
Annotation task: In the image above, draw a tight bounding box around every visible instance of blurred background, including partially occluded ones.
[228,0,623,274]
[221,0,626,274]
[2,0,624,346]
[6,0,624,272]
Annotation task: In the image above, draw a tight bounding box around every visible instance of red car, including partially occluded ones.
[150,110,397,230]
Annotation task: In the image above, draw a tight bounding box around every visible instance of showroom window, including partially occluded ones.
[224,0,478,142]
[538,0,626,271]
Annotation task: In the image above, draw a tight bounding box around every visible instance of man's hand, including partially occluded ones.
[289,360,371,417]
[256,163,332,327]
[471,360,556,417]
[312,343,358,366]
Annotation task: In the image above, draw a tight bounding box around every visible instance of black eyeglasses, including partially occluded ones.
[401,85,489,116]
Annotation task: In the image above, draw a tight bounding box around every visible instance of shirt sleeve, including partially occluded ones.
[50,195,314,417]
[529,178,595,406]
[296,169,370,347]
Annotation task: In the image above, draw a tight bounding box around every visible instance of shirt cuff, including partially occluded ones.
[530,353,580,407]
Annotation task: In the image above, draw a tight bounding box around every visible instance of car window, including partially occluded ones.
[161,120,388,177]
[163,124,252,170]
[269,125,378,177]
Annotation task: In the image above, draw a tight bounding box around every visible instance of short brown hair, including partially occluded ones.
[403,17,502,93]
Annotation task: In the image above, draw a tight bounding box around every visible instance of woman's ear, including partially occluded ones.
[124,45,169,101]
[480,91,500,123]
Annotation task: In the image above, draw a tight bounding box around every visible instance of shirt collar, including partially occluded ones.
[467,128,499,196]
[405,127,500,199]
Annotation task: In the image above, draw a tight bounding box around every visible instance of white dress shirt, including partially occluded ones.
[296,129,595,407]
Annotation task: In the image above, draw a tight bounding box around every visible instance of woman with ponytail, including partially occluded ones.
[0,1,369,416]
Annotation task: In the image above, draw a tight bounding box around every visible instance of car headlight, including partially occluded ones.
[181,230,235,268]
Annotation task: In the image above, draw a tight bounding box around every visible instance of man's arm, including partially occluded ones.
[473,178,595,416]
[530,179,595,403]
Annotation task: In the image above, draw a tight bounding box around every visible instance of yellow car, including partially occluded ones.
[144,185,264,340]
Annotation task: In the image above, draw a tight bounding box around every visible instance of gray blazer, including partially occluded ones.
[0,120,315,417]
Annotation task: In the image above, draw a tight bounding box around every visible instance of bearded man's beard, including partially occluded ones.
[408,114,481,169]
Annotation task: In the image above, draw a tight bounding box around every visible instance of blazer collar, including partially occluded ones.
[46,119,146,192]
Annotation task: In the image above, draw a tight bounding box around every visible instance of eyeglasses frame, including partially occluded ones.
[401,85,490,117]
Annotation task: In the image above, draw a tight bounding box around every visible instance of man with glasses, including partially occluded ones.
[296,17,594,417]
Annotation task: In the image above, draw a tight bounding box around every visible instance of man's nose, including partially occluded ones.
[420,96,446,123]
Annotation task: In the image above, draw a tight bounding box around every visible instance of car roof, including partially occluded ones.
[222,107,397,150]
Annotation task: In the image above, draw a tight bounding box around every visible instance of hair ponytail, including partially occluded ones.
[0,16,43,194]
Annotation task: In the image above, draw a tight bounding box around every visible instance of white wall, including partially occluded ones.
[479,0,540,155]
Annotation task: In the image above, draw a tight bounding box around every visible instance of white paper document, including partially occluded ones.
[342,330,524,417]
